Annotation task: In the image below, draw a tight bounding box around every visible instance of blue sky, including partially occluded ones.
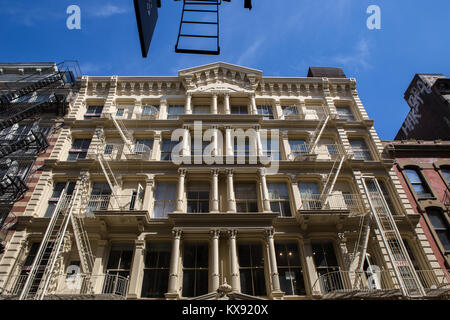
[1,0,450,140]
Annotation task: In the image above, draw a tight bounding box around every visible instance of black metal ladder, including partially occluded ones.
[175,0,221,55]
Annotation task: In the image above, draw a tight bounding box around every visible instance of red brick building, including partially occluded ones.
[385,141,450,270]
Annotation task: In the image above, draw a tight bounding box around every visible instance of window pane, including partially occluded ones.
[298,182,319,195]
[427,210,447,229]
[405,169,422,184]
[442,168,450,183]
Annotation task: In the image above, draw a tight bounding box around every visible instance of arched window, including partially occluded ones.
[404,167,433,199]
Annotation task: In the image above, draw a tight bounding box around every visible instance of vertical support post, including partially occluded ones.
[210,230,220,292]
[185,93,192,115]
[127,239,146,299]
[166,229,182,300]
[228,230,240,292]
[224,93,231,115]
[211,169,220,213]
[211,93,218,115]
[265,228,283,299]
[259,168,272,213]
[250,93,258,115]
[226,169,236,213]
[174,169,186,213]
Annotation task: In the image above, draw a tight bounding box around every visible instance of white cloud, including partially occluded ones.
[333,38,372,71]
[90,4,128,17]
[237,38,265,66]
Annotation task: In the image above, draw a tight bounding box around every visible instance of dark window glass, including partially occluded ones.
[275,243,305,296]
[426,209,450,251]
[141,243,171,298]
[105,245,133,295]
[238,243,266,296]
[182,243,209,297]
[268,183,291,217]
[311,241,342,292]
[235,183,258,213]
[231,105,248,114]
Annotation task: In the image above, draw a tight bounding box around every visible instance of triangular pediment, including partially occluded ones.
[178,62,262,92]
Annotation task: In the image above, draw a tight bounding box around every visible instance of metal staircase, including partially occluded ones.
[320,154,346,203]
[360,177,426,298]
[175,0,221,55]
[19,178,94,300]
[0,94,65,131]
[0,175,28,204]
[0,130,49,160]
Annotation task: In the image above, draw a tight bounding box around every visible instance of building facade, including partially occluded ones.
[386,140,450,272]
[0,62,77,255]
[0,62,448,300]
[395,74,450,140]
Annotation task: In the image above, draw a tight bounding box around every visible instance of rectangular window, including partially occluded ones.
[234,139,250,157]
[311,241,342,292]
[161,139,178,161]
[142,105,159,116]
[68,139,91,161]
[190,137,209,157]
[85,106,103,118]
[231,105,248,115]
[282,105,299,118]
[268,183,291,217]
[235,183,258,212]
[298,182,321,209]
[193,105,210,114]
[238,243,267,296]
[257,105,274,120]
[187,182,210,213]
[336,106,355,121]
[261,137,281,161]
[378,180,397,215]
[104,144,113,155]
[87,183,112,213]
[141,243,171,298]
[134,139,153,154]
[182,243,209,297]
[44,182,76,218]
[167,105,184,120]
[289,139,308,158]
[105,244,133,295]
[350,139,372,161]
[116,108,124,117]
[153,182,176,218]
[276,243,306,295]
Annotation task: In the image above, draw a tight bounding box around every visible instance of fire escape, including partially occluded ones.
[0,62,80,255]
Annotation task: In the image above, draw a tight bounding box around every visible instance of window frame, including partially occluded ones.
[403,166,435,200]
[85,105,103,118]
[268,182,292,217]
[237,242,267,297]
[181,243,209,298]
[256,104,274,120]
[167,104,184,120]
[275,242,306,296]
[424,208,450,254]
[153,182,177,218]
[349,138,373,161]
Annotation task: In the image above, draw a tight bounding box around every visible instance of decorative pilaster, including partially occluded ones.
[128,239,146,299]
[250,93,258,115]
[159,98,168,120]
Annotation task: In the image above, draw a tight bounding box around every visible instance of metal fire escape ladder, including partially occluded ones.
[0,130,49,160]
[361,177,426,298]
[175,0,221,55]
[19,186,72,300]
[19,177,94,300]
[307,115,330,155]
[93,129,122,210]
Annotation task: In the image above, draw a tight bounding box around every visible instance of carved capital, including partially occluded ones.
[172,229,183,239]
[210,229,220,239]
[211,169,220,176]
[228,229,238,238]
[226,169,234,176]
[265,228,275,238]
[178,168,187,177]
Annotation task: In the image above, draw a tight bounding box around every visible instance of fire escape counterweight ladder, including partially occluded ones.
[361,177,426,298]
[175,0,221,55]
